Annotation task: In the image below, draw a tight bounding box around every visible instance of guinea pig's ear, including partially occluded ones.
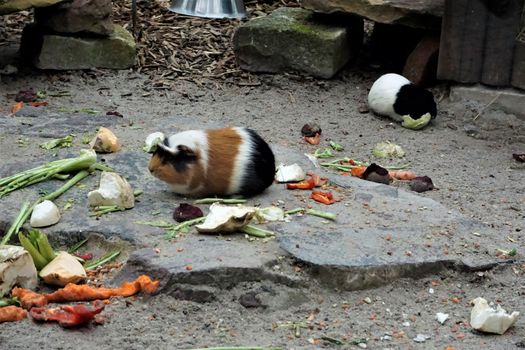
[177,145,196,158]
[156,139,176,154]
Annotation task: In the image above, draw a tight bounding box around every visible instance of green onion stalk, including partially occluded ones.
[84,250,121,270]
[1,169,91,246]
[194,198,247,205]
[285,208,337,221]
[0,149,97,198]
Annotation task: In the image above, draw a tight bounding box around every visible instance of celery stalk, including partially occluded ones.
[18,232,48,270]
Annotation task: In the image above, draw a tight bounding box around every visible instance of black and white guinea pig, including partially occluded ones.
[367,73,437,124]
[148,127,275,198]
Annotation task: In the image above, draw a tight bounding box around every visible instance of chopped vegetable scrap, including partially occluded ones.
[313,148,334,158]
[18,230,57,271]
[329,141,344,151]
[372,141,405,158]
[286,173,327,190]
[174,203,204,223]
[30,101,48,108]
[301,123,322,145]
[389,170,417,180]
[0,305,27,323]
[361,163,392,185]
[286,178,316,190]
[30,300,104,328]
[513,153,525,162]
[106,111,123,118]
[39,135,75,150]
[304,133,321,145]
[350,166,367,178]
[10,101,23,114]
[301,123,322,137]
[89,127,121,153]
[15,89,37,102]
[307,172,328,187]
[12,275,159,309]
[409,176,435,192]
[275,163,306,183]
[310,191,335,205]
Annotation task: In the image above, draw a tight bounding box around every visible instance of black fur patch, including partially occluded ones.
[393,84,437,120]
[238,128,276,197]
[153,144,196,173]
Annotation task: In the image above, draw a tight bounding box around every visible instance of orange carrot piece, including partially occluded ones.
[389,170,417,180]
[0,305,27,323]
[10,101,24,113]
[13,275,160,309]
[304,132,321,145]
[350,166,367,178]
[311,191,335,205]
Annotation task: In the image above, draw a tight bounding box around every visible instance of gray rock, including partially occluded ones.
[301,0,444,29]
[21,24,136,70]
[0,0,67,14]
[35,0,114,36]
[233,7,363,78]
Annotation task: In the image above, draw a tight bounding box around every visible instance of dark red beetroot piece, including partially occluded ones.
[362,163,391,185]
[409,176,434,192]
[301,123,322,137]
[174,203,204,222]
[409,176,435,193]
[15,89,37,103]
[513,153,525,162]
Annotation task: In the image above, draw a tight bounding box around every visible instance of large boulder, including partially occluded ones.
[233,7,363,79]
[300,0,444,29]
[20,24,136,70]
[35,0,114,36]
[0,0,67,14]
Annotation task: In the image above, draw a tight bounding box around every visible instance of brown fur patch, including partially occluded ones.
[148,154,189,187]
[205,128,241,195]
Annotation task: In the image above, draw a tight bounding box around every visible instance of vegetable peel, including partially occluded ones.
[0,245,38,297]
[39,251,87,287]
[470,297,520,334]
[401,113,432,130]
[196,203,257,233]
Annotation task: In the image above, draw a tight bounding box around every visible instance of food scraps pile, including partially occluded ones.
[0,114,160,327]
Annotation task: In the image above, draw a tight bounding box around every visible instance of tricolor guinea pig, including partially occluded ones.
[148,127,275,198]
[367,73,437,129]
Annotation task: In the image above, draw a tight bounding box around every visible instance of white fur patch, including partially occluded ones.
[368,73,411,122]
[227,127,251,195]
[166,130,209,175]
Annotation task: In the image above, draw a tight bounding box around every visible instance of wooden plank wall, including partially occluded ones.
[437,0,525,89]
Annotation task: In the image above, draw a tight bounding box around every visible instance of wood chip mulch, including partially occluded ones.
[1,0,301,85]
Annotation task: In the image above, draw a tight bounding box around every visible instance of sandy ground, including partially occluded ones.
[1,58,525,348]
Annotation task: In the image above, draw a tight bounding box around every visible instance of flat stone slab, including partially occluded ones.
[20,24,136,70]
[301,0,444,29]
[0,109,506,292]
[233,7,362,79]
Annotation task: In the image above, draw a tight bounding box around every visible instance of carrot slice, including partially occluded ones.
[0,305,27,323]
[311,191,335,205]
[10,101,24,113]
[13,275,160,309]
[350,166,367,178]
[389,170,417,180]
[304,132,321,145]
